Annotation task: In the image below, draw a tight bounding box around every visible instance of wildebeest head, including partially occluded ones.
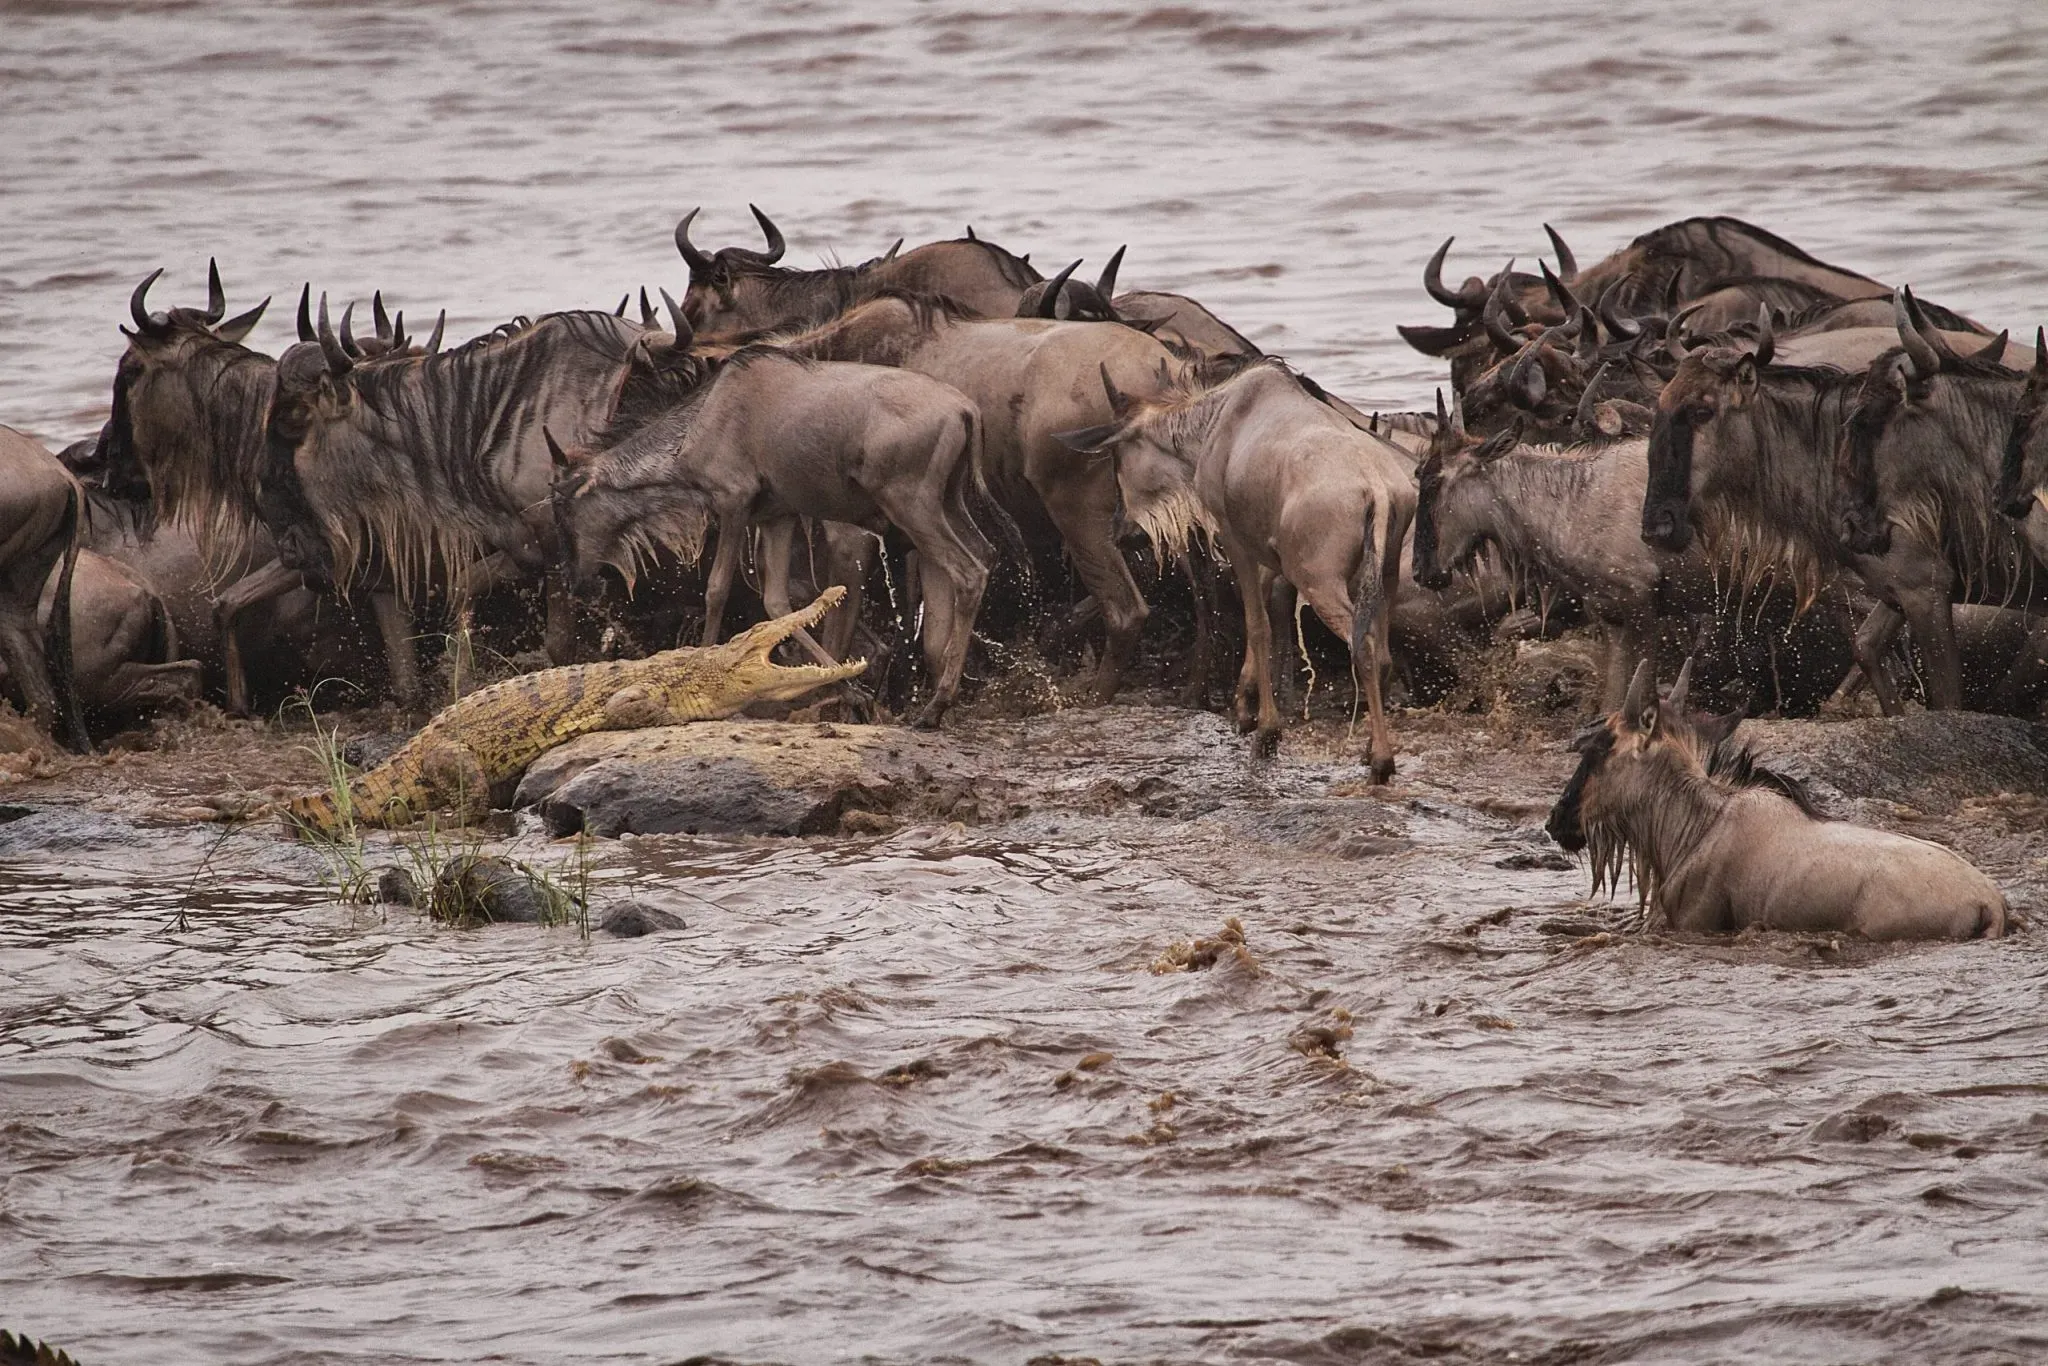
[100,261,272,518]
[1411,391,1520,591]
[1048,360,1211,553]
[673,204,797,334]
[547,406,714,599]
[260,292,362,588]
[1996,329,2048,519]
[1544,658,1740,855]
[1013,250,1130,323]
[1641,315,1771,552]
[1399,230,1579,389]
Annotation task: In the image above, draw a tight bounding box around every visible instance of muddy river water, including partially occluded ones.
[5,2,2048,1363]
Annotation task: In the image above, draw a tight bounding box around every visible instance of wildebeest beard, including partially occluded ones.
[281,310,645,597]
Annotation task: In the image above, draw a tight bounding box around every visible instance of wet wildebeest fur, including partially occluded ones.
[550,344,995,727]
[1057,360,1415,780]
[675,206,1041,336]
[759,291,1186,701]
[0,427,87,748]
[1547,660,2008,940]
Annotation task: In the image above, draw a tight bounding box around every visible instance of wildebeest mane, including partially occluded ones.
[1704,739,1826,819]
[120,327,277,563]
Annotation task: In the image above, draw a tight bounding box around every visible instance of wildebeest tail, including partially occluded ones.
[954,408,1034,600]
[1348,498,1392,673]
[46,480,90,752]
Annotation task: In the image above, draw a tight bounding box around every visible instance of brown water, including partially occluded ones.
[6,2,2048,1362]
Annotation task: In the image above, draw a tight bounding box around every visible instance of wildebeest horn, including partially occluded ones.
[1434,387,1449,432]
[884,238,903,261]
[1543,224,1578,282]
[1574,360,1613,435]
[1098,362,1129,416]
[2034,326,2046,380]
[424,309,446,355]
[675,207,712,275]
[1621,658,1656,725]
[338,301,362,358]
[639,286,657,328]
[614,294,629,317]
[1508,343,1547,409]
[372,291,391,341]
[1483,265,1522,354]
[1893,287,1940,379]
[1667,656,1693,714]
[1599,275,1643,341]
[1095,245,1125,301]
[1665,302,1707,364]
[544,426,573,469]
[315,293,353,375]
[965,224,977,241]
[659,287,694,348]
[1574,306,1601,363]
[1037,259,1082,318]
[746,204,786,263]
[390,311,407,350]
[1971,329,2009,365]
[295,284,316,343]
[216,295,270,344]
[1751,303,1774,368]
[1540,260,1581,316]
[1423,236,1479,310]
[129,268,165,333]
[204,258,226,323]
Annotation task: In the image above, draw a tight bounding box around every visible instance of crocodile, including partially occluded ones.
[1,1330,80,1366]
[285,588,866,836]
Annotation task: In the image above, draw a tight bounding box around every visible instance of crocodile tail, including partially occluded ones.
[281,762,421,838]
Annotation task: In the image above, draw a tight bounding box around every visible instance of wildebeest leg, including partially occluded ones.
[1177,547,1214,709]
[700,516,748,647]
[0,605,57,734]
[1993,615,2048,715]
[1267,577,1301,718]
[756,518,838,667]
[367,592,421,709]
[905,527,989,730]
[446,552,519,692]
[1850,601,1907,715]
[1600,611,1652,714]
[213,556,306,715]
[818,524,873,662]
[1224,534,1281,752]
[1036,475,1148,702]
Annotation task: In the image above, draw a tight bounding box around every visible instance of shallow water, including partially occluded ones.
[5,3,2048,1361]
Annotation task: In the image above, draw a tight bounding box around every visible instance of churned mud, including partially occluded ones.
[4,637,2046,1365]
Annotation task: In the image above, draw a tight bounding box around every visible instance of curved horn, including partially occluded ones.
[1751,302,1774,369]
[746,203,786,263]
[338,301,362,358]
[296,283,316,343]
[1665,302,1707,365]
[1666,656,1693,714]
[204,258,226,323]
[1598,274,1643,341]
[216,295,270,344]
[389,310,407,351]
[129,268,165,333]
[1037,259,1082,319]
[315,293,353,375]
[1095,245,1125,301]
[544,426,573,469]
[2034,326,2046,381]
[884,237,903,261]
[1483,265,1522,354]
[639,286,657,328]
[614,293,629,318]
[1893,287,1940,379]
[1540,259,1582,316]
[1574,360,1613,435]
[1970,329,2009,365]
[1098,361,1129,416]
[424,309,446,356]
[1622,658,1656,724]
[1573,305,1601,363]
[674,207,713,275]
[1423,236,1477,310]
[659,287,694,349]
[372,290,391,341]
[1543,224,1578,282]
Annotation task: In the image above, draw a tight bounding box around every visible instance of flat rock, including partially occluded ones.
[1738,713,2048,807]
[600,900,688,937]
[516,721,989,838]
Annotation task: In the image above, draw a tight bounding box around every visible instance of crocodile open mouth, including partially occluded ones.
[729,586,869,684]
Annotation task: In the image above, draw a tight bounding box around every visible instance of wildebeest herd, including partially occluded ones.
[4,210,2034,938]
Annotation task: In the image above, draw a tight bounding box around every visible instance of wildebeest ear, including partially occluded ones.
[1054,423,1122,454]
[1730,354,1758,403]
[1475,426,1519,462]
[1621,658,1656,729]
[215,295,270,344]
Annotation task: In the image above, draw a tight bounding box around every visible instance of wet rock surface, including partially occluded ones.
[599,899,688,937]
[1740,712,2048,807]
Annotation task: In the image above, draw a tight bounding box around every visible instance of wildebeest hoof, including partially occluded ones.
[1235,712,1259,736]
[1370,755,1396,784]
[1251,727,1281,759]
[907,704,946,731]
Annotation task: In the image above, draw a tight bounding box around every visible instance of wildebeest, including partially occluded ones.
[1056,360,1414,779]
[675,207,1041,335]
[0,427,87,748]
[100,267,423,709]
[1546,660,2007,940]
[27,550,200,718]
[549,342,994,726]
[758,291,1186,701]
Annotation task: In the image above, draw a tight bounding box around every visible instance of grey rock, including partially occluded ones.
[343,730,413,770]
[432,854,570,925]
[600,900,688,937]
[1738,713,2048,807]
[375,865,419,907]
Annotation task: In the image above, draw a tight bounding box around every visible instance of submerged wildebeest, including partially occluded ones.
[1056,360,1415,779]
[757,291,1186,701]
[0,427,86,747]
[99,267,425,709]
[1546,660,2008,940]
[674,206,1042,335]
[1644,301,2041,712]
[548,339,995,727]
